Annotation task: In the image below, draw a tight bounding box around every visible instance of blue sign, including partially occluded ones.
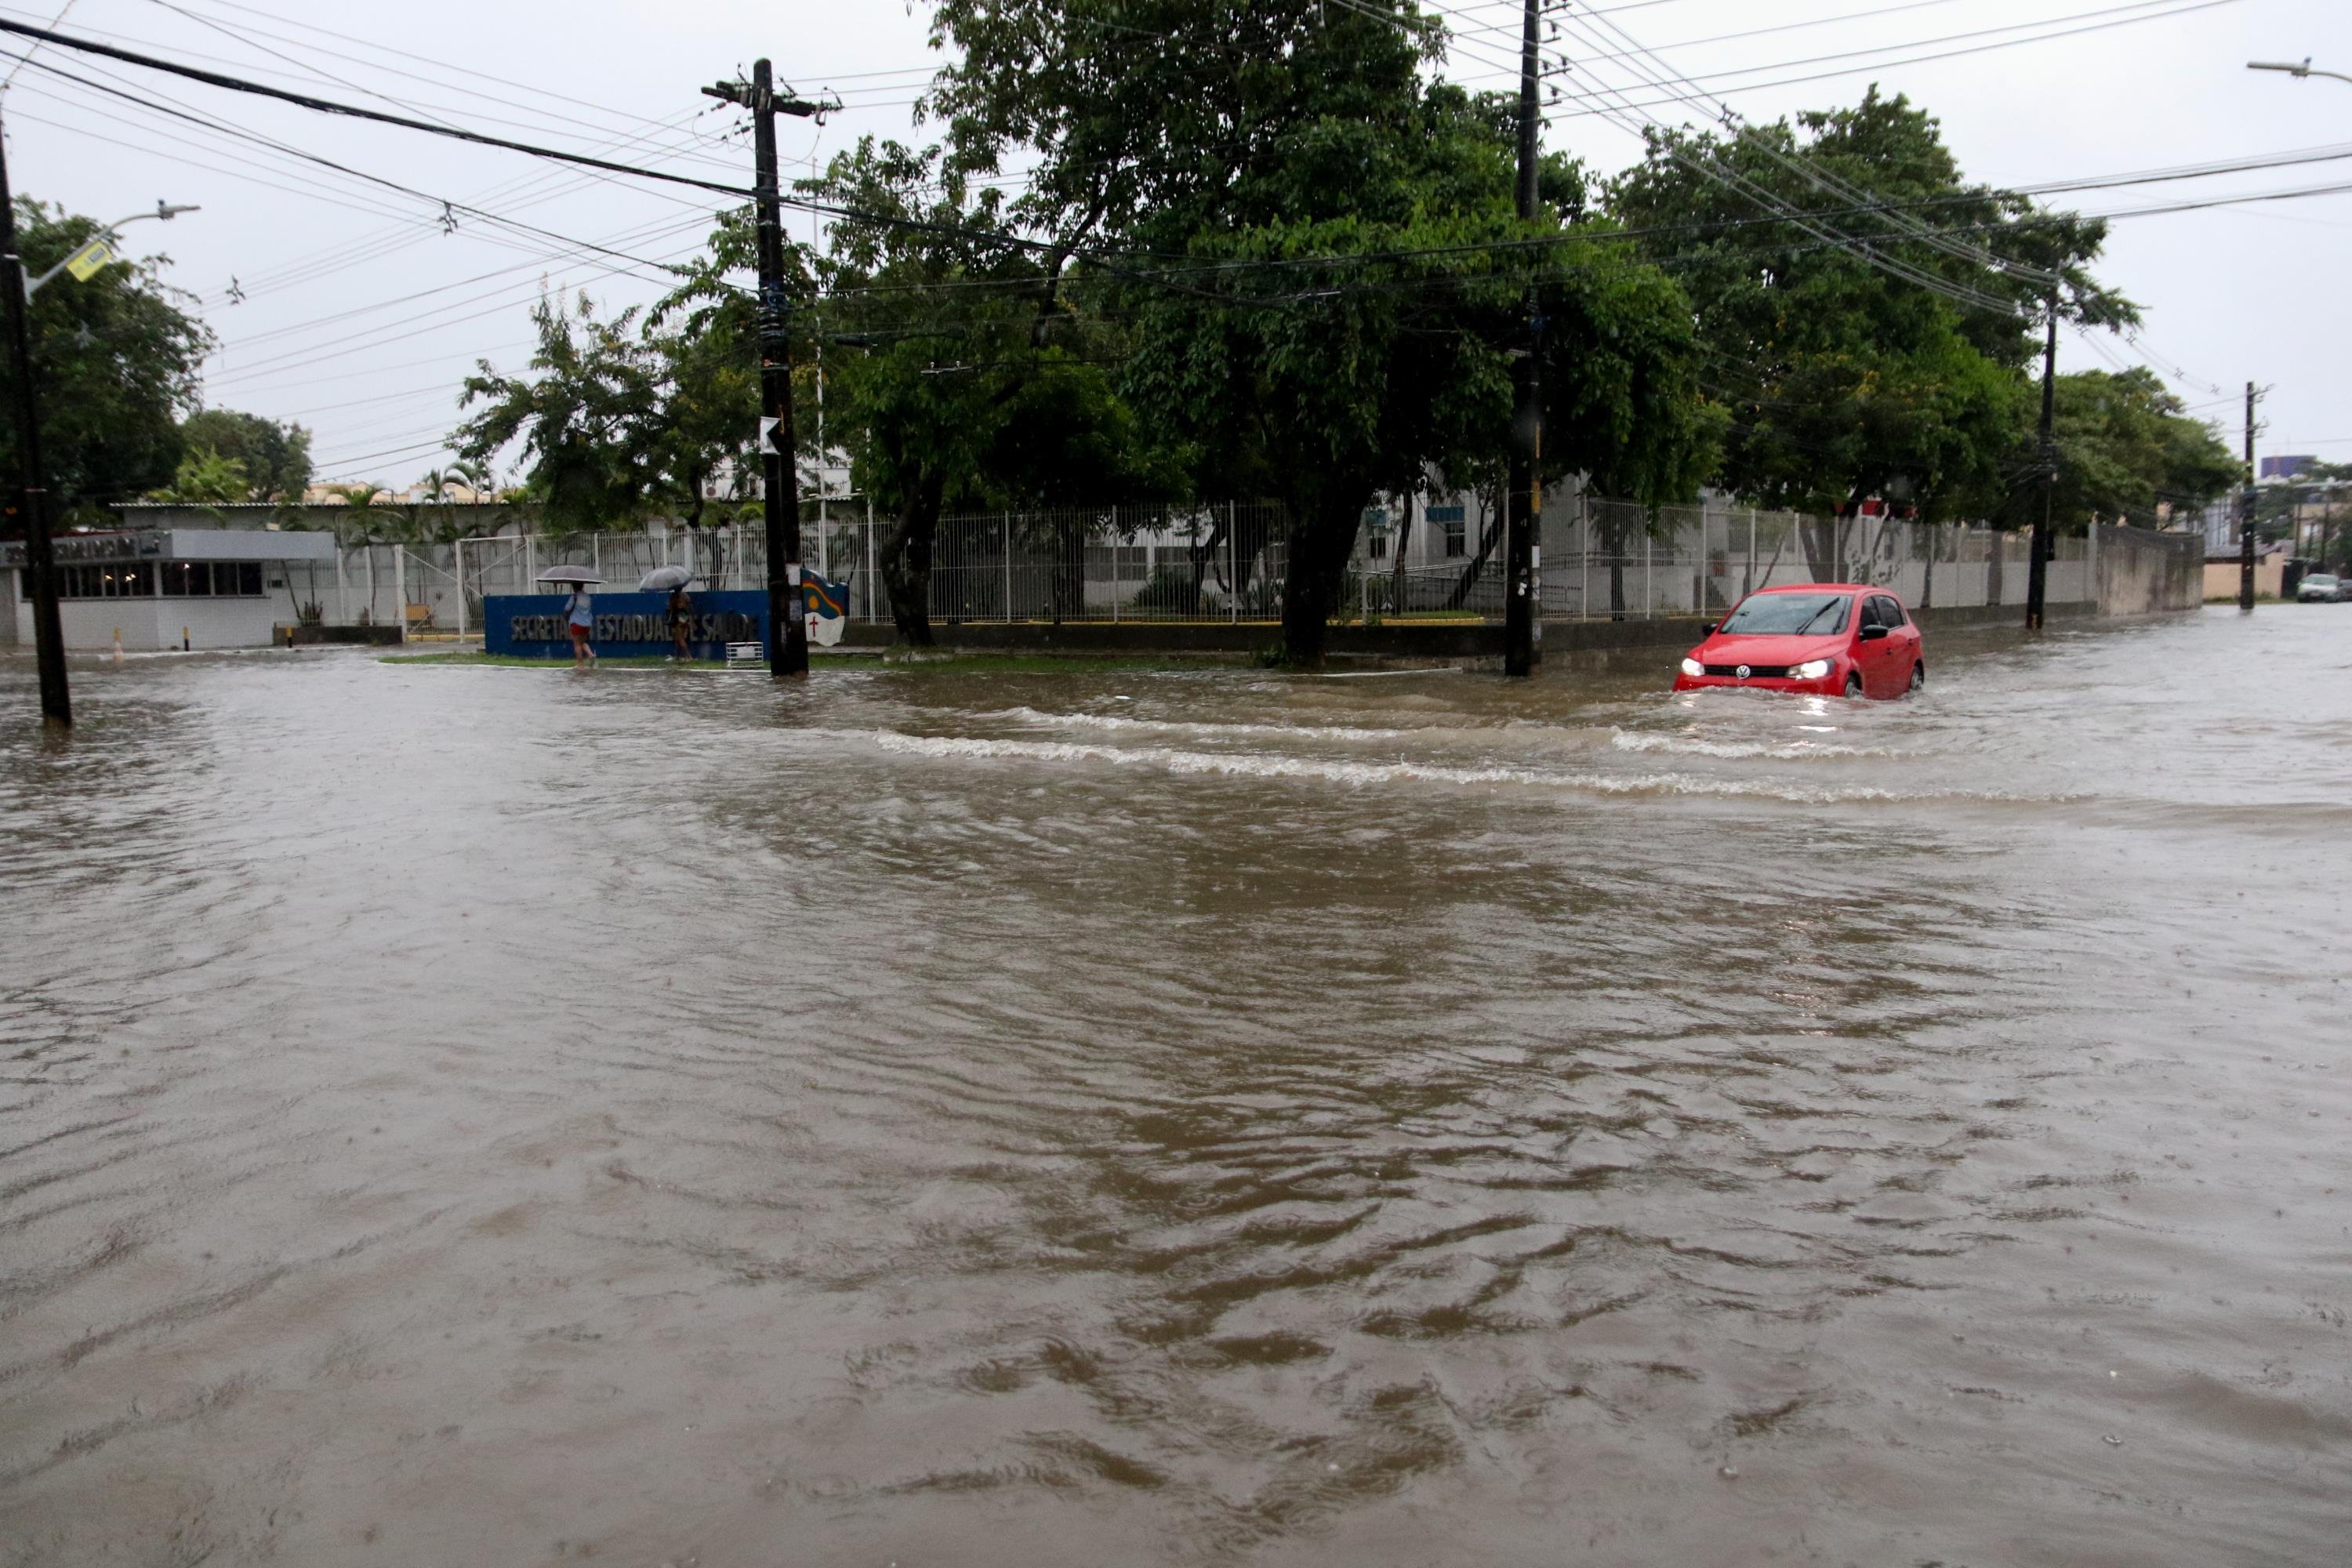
[484,590,771,659]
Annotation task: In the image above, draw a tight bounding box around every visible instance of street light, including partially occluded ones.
[23,199,199,298]
[2248,57,2352,87]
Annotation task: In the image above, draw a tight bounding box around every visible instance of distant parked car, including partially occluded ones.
[1674,584,1925,699]
[2297,572,2345,603]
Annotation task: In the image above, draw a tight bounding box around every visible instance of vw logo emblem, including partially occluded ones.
[1736,664,1751,678]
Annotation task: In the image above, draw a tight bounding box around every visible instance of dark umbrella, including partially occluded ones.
[637,564,693,593]
[536,564,603,584]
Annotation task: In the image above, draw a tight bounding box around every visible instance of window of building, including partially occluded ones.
[67,563,156,598]
[159,561,263,597]
[20,561,265,600]
[1430,504,1467,558]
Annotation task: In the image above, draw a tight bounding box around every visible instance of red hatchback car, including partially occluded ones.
[1672,584,1926,699]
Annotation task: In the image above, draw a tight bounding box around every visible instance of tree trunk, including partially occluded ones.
[1190,511,1226,603]
[1800,515,1842,583]
[1598,510,1632,619]
[1276,491,1364,668]
[1449,501,1506,611]
[877,475,943,646]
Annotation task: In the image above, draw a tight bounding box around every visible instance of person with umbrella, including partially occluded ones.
[640,564,695,661]
[537,564,601,666]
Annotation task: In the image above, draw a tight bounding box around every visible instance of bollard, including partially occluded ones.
[112,628,124,663]
[182,626,191,652]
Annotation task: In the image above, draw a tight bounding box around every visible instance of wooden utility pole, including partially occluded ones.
[2238,381,2258,613]
[1503,0,1542,677]
[0,113,70,724]
[706,60,822,677]
[2025,285,2058,631]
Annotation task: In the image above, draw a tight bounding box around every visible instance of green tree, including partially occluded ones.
[1999,368,2238,532]
[177,408,312,500]
[930,0,1719,664]
[1606,89,2136,561]
[779,139,1170,643]
[455,290,674,537]
[458,280,760,579]
[151,445,252,505]
[0,198,212,517]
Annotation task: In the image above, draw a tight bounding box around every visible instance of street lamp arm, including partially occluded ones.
[2248,58,2352,87]
[21,201,199,298]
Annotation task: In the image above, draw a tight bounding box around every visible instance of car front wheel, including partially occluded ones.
[1909,659,1925,692]
[1845,671,1864,699]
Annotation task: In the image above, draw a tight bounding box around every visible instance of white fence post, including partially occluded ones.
[336,545,350,625]
[1004,517,1014,622]
[393,545,408,644]
[456,539,467,640]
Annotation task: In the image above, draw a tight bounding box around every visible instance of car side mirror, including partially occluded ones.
[1700,622,1715,636]
[1859,624,1889,641]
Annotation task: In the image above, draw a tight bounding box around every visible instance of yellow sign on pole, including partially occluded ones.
[64,238,115,282]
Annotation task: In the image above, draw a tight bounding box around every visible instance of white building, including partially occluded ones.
[5,528,339,651]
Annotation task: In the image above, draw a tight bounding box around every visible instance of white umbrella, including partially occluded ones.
[637,564,693,593]
[536,564,602,584]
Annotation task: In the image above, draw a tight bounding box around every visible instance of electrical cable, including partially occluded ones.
[11,53,717,290]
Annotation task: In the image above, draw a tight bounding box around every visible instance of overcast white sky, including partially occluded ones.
[1,0,2345,491]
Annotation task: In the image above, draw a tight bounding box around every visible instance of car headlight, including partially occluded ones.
[1679,656,1704,677]
[1791,659,1831,680]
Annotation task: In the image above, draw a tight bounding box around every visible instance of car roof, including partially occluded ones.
[1750,583,1871,595]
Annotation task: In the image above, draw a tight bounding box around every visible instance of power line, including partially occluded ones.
[10,51,715,291]
[0,15,759,198]
[1546,0,2243,121]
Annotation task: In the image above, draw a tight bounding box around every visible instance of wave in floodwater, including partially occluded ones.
[870,728,2079,806]
[1608,728,1898,760]
[975,704,1414,741]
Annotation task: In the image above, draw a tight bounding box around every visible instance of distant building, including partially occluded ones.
[2259,455,2316,481]
[5,528,336,651]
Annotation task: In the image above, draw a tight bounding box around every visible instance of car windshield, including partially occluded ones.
[1717,592,1851,636]
[2309,575,2339,587]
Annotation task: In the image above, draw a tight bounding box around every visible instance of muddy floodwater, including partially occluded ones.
[3,607,2349,1566]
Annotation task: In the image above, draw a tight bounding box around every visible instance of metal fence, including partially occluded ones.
[301,498,2201,637]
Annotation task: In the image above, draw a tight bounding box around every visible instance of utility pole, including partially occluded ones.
[2025,285,2058,632]
[1503,0,1541,678]
[2239,381,2258,613]
[705,60,821,677]
[0,115,70,725]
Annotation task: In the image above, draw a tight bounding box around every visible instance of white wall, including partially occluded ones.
[32,595,287,651]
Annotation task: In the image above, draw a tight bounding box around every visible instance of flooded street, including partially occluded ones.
[3,607,2348,1566]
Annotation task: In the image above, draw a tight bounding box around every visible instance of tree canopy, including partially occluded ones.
[1996,368,2239,532]
[1607,89,2136,524]
[455,288,754,539]
[0,198,212,521]
[792,137,1174,642]
[929,0,1721,662]
[161,408,313,503]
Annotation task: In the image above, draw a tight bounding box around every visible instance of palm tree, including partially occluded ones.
[332,485,387,621]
